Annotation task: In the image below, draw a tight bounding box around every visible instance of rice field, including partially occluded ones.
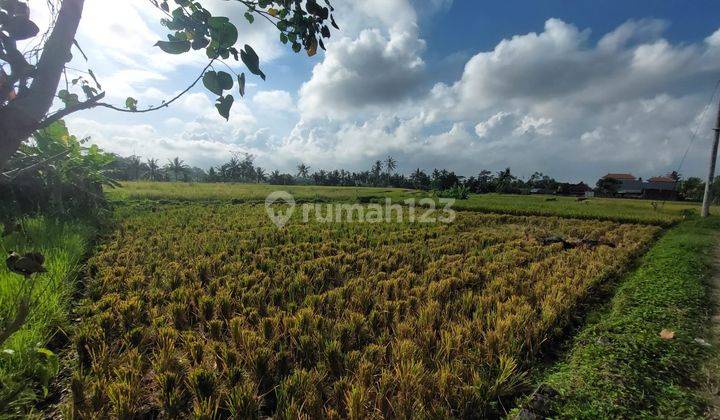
[68,204,659,418]
[107,181,704,225]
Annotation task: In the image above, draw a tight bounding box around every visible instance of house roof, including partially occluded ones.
[648,176,676,183]
[603,173,636,180]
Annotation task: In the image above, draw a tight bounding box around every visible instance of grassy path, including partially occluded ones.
[698,244,720,418]
[532,217,720,418]
[0,218,94,417]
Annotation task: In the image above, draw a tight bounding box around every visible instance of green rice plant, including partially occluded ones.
[226,380,260,419]
[157,371,186,417]
[188,367,217,401]
[108,181,707,225]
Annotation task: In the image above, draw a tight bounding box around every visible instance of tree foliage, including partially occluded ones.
[0,120,117,217]
[0,0,338,167]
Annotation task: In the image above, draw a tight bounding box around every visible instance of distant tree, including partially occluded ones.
[296,162,310,179]
[166,157,189,182]
[527,171,558,191]
[238,153,256,182]
[678,177,704,201]
[385,156,397,174]
[255,167,266,183]
[207,166,218,182]
[188,166,207,182]
[409,168,431,190]
[370,160,383,186]
[477,170,495,193]
[268,169,294,185]
[217,152,254,182]
[127,155,143,180]
[431,169,461,191]
[494,168,518,193]
[146,158,160,181]
[312,169,328,185]
[595,177,622,196]
[667,171,681,182]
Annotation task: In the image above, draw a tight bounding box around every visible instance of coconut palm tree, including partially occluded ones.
[255,167,266,183]
[146,158,160,181]
[166,157,189,182]
[297,162,310,179]
[385,156,397,175]
[371,160,383,186]
[127,155,143,180]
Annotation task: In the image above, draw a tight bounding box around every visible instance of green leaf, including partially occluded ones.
[217,71,233,91]
[154,40,191,54]
[219,23,238,48]
[215,94,234,120]
[238,73,245,97]
[240,45,266,80]
[202,71,222,96]
[192,36,209,50]
[244,12,254,24]
[58,90,79,107]
[206,40,220,59]
[125,97,138,111]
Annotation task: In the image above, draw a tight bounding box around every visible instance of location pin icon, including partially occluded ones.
[265,191,296,228]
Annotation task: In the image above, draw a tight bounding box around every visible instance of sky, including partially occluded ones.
[30,0,720,183]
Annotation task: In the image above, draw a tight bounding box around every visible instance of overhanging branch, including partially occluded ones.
[37,91,105,130]
[96,60,213,113]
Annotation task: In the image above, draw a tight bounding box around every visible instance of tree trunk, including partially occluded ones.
[0,0,86,169]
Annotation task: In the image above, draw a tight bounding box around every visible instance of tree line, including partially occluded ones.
[3,121,714,222]
[107,152,718,202]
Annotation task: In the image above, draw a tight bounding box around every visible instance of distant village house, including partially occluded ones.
[600,173,677,200]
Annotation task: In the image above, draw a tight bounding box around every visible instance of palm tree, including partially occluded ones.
[385,156,397,175]
[255,167,266,183]
[166,157,189,182]
[371,160,383,186]
[146,158,159,181]
[127,155,142,180]
[296,162,310,178]
[371,160,383,177]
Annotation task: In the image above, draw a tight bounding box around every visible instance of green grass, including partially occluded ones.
[0,217,94,417]
[538,217,720,418]
[451,193,704,226]
[109,182,704,225]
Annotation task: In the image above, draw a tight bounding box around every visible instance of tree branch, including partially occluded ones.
[38,91,105,129]
[96,60,213,113]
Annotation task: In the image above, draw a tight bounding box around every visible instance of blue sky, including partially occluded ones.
[32,0,720,183]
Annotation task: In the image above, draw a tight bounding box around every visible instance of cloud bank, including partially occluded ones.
[58,1,720,183]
